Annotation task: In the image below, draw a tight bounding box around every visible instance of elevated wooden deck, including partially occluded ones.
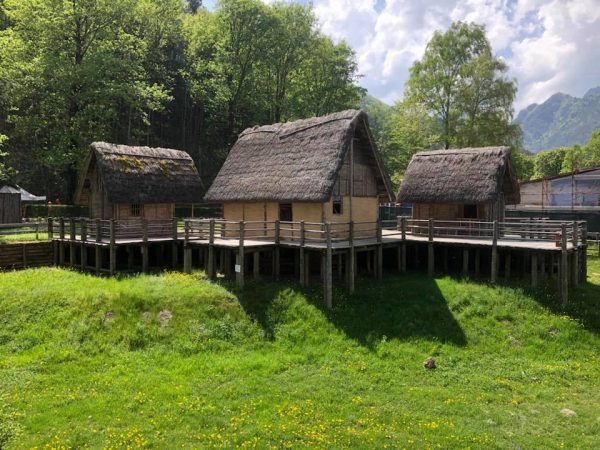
[48,216,588,306]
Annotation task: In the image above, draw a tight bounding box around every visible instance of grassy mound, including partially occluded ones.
[1,259,599,448]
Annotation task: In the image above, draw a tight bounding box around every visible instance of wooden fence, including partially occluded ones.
[0,241,54,268]
[0,193,21,224]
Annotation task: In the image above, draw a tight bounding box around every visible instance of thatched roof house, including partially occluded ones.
[398,147,520,221]
[205,110,392,227]
[75,142,203,219]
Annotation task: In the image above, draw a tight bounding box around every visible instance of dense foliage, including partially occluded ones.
[0,0,362,200]
[515,87,600,153]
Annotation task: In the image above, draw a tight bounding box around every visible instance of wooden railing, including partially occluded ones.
[0,221,48,242]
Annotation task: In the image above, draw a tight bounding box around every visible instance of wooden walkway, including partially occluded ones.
[45,216,589,307]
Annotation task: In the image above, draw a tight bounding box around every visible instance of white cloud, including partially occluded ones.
[307,0,600,112]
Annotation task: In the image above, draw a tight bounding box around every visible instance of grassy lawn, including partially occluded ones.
[0,233,49,244]
[1,257,599,448]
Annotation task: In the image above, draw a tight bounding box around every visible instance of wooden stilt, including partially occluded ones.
[505,252,511,279]
[207,219,215,279]
[475,249,480,277]
[80,220,87,270]
[540,253,546,280]
[127,246,134,270]
[348,221,355,293]
[299,248,305,286]
[376,220,383,280]
[491,220,498,283]
[142,219,149,273]
[443,246,448,273]
[400,218,407,273]
[183,220,191,274]
[274,220,280,280]
[427,219,434,277]
[571,222,579,287]
[95,246,101,275]
[172,219,178,269]
[338,253,343,279]
[560,224,568,304]
[236,221,245,287]
[325,223,333,309]
[109,219,116,275]
[462,248,469,276]
[531,252,538,288]
[580,222,587,283]
[305,251,310,285]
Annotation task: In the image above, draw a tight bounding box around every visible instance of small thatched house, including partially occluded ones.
[204,110,393,226]
[74,142,203,219]
[397,147,520,221]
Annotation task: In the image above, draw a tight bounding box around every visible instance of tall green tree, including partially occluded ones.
[405,21,518,149]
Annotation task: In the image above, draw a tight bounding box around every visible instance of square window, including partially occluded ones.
[332,199,343,215]
[131,203,141,217]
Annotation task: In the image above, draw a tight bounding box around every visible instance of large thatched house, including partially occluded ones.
[74,142,203,219]
[398,147,520,221]
[204,110,393,225]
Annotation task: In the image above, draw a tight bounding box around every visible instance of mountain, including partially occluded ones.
[515,87,600,153]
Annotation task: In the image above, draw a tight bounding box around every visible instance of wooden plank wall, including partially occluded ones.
[0,242,54,269]
[0,193,21,224]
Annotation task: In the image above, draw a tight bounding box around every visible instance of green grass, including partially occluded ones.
[1,258,599,449]
[0,232,49,243]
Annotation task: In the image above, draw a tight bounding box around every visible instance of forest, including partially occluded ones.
[1,0,599,202]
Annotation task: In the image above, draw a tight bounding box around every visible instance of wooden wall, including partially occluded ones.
[0,242,54,268]
[0,193,21,224]
[115,203,173,220]
[412,203,496,221]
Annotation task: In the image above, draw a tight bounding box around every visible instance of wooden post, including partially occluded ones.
[109,219,116,275]
[475,249,480,277]
[400,217,407,273]
[274,219,280,280]
[491,220,498,283]
[183,220,191,274]
[95,246,101,275]
[462,248,469,276]
[581,222,587,283]
[127,246,134,270]
[560,224,568,304]
[207,219,215,279]
[348,221,355,294]
[172,218,178,269]
[80,220,87,269]
[377,219,383,280]
[443,246,448,273]
[504,251,511,279]
[69,218,76,267]
[58,218,65,266]
[299,220,305,286]
[142,219,149,273]
[47,217,53,239]
[95,218,101,243]
[427,218,434,277]
[236,221,245,287]
[253,251,260,280]
[571,221,579,286]
[531,252,538,288]
[325,222,333,309]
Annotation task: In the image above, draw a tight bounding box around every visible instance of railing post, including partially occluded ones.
[324,222,332,309]
[377,219,383,280]
[80,219,87,269]
[572,221,579,286]
[491,220,498,283]
[207,219,215,278]
[68,218,76,266]
[171,218,178,269]
[183,220,191,273]
[59,217,65,240]
[58,218,65,266]
[35,221,39,240]
[401,217,406,240]
[236,221,245,287]
[109,219,116,275]
[581,222,587,283]
[142,218,148,273]
[47,217,53,240]
[95,219,101,274]
[274,220,280,280]
[560,223,568,304]
[427,218,434,277]
[347,221,355,293]
[299,220,306,286]
[95,218,101,242]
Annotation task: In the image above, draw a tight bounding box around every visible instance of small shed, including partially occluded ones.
[0,192,20,223]
[74,142,203,219]
[397,147,520,222]
[204,110,393,226]
[0,184,46,203]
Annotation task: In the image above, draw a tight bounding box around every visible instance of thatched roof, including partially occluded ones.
[74,142,203,204]
[397,147,520,204]
[0,184,46,202]
[204,110,393,202]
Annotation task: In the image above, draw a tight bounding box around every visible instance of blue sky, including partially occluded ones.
[203,0,600,113]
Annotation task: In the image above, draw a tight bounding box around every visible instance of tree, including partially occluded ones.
[0,134,15,183]
[533,147,568,179]
[382,100,438,185]
[582,128,600,168]
[406,21,518,149]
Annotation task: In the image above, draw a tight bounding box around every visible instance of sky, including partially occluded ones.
[203,0,600,113]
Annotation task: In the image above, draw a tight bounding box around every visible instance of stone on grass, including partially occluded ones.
[102,311,115,324]
[560,408,576,417]
[423,357,436,370]
[158,310,172,327]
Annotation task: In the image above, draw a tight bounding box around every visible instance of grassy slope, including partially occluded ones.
[1,257,599,449]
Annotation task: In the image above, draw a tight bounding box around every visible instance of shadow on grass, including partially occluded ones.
[228,272,467,349]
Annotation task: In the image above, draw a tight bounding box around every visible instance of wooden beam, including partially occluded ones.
[325,223,333,309]
[142,219,149,273]
[348,221,355,294]
[274,220,280,280]
[560,224,568,304]
[109,219,116,275]
[207,219,215,279]
[491,220,498,283]
[531,252,538,288]
[236,221,245,287]
[462,248,469,276]
[253,251,260,280]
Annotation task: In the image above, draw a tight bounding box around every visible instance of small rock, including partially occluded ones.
[507,334,521,347]
[158,309,172,327]
[560,408,577,417]
[423,357,436,370]
[102,311,115,324]
[142,311,151,321]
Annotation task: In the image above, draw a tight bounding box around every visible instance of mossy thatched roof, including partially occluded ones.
[75,142,203,204]
[204,110,393,202]
[398,147,520,204]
